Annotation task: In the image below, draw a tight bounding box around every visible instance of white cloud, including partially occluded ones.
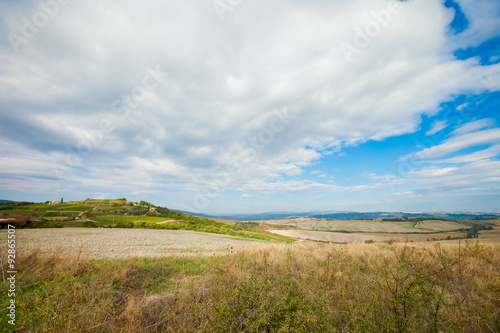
[451,118,495,136]
[433,145,500,164]
[403,120,500,161]
[406,160,500,190]
[449,0,500,49]
[426,120,448,136]
[419,128,500,159]
[381,118,500,208]
[0,0,499,210]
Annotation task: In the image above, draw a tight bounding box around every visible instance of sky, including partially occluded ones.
[0,0,499,214]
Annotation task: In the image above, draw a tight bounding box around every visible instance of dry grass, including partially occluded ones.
[2,240,500,332]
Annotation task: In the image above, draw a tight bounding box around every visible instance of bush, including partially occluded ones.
[82,221,97,228]
[114,221,134,228]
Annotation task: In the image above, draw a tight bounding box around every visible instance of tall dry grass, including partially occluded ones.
[1,240,499,332]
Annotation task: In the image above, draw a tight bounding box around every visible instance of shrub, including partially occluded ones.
[82,221,97,228]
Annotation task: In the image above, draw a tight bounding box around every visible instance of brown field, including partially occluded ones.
[269,230,392,242]
[268,229,476,243]
[478,225,500,238]
[268,219,500,243]
[0,228,275,259]
[264,217,467,233]
[2,220,497,262]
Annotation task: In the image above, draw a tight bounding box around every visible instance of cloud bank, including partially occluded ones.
[0,0,499,212]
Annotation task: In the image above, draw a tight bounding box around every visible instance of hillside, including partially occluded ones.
[0,199,294,243]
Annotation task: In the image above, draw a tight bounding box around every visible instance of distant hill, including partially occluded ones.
[175,210,315,221]
[2,199,498,225]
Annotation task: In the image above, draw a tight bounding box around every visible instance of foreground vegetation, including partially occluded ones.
[2,240,499,332]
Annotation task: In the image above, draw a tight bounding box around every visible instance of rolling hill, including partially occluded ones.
[0,199,294,243]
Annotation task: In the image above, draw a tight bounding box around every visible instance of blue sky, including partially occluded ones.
[0,0,499,214]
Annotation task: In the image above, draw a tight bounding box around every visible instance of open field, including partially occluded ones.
[478,225,500,239]
[1,240,499,332]
[264,217,469,233]
[89,216,174,224]
[269,230,392,242]
[0,228,276,259]
[269,220,500,243]
[269,229,476,243]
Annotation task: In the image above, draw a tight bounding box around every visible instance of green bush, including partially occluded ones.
[82,221,97,228]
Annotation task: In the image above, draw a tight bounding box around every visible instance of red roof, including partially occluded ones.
[0,216,31,224]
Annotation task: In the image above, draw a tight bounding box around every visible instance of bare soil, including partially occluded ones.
[264,218,467,233]
[268,230,392,243]
[269,228,500,243]
[1,228,275,259]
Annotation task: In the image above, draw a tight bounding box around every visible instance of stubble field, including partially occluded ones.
[265,218,500,243]
[0,228,275,259]
[264,217,468,233]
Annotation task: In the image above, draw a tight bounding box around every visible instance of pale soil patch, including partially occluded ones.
[270,228,500,244]
[42,216,69,221]
[265,218,467,233]
[416,220,467,232]
[479,226,500,238]
[363,231,468,242]
[268,230,478,243]
[1,228,275,259]
[156,220,176,224]
[268,230,392,243]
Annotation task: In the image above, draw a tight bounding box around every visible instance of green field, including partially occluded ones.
[91,215,171,224]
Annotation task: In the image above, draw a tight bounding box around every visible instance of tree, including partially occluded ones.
[466,228,479,239]
[61,197,64,203]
